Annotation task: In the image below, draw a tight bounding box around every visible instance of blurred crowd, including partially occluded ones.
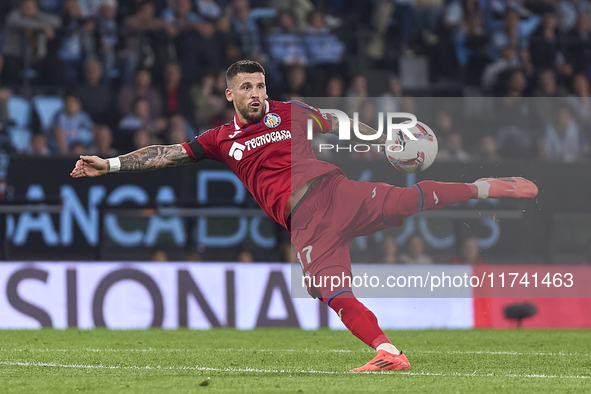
[383,234,491,264]
[0,0,589,163]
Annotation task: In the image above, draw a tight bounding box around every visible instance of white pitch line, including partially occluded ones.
[0,361,590,380]
[0,348,588,357]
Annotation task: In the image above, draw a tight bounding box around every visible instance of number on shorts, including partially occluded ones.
[297,245,313,270]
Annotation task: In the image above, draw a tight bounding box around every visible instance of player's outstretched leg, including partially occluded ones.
[383,177,538,220]
[326,294,411,372]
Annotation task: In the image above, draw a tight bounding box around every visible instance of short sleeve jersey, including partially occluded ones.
[182,100,340,230]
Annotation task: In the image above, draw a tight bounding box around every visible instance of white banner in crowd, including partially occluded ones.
[0,263,473,330]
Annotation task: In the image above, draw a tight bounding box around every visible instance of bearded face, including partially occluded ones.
[226,72,267,124]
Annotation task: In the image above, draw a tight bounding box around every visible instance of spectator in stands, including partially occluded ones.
[162,0,207,36]
[160,62,193,118]
[52,94,94,155]
[356,99,381,160]
[269,0,314,31]
[478,135,500,161]
[120,0,168,80]
[488,8,539,62]
[455,2,490,84]
[76,0,104,17]
[325,76,344,97]
[539,104,589,162]
[418,0,445,36]
[166,113,194,144]
[495,70,535,158]
[231,0,265,62]
[438,132,470,162]
[0,87,13,128]
[450,236,488,265]
[219,26,242,68]
[0,88,10,125]
[564,13,591,77]
[88,124,117,157]
[151,249,168,261]
[38,0,65,14]
[382,235,399,264]
[365,0,395,60]
[132,127,154,149]
[504,68,528,97]
[192,71,226,128]
[94,0,118,82]
[119,97,163,137]
[267,10,308,67]
[536,67,569,96]
[438,0,465,78]
[162,0,220,80]
[359,99,378,128]
[281,65,315,99]
[529,11,572,76]
[69,140,86,156]
[347,74,369,98]
[378,74,402,114]
[569,73,591,128]
[184,251,202,262]
[393,0,421,56]
[3,0,62,85]
[56,0,95,85]
[0,2,19,79]
[237,249,254,263]
[399,234,434,265]
[318,75,344,112]
[303,10,345,66]
[73,59,112,123]
[434,109,454,141]
[118,68,162,117]
[533,68,571,127]
[481,45,520,93]
[118,0,169,20]
[400,95,418,117]
[557,0,579,33]
[346,74,369,115]
[165,115,185,144]
[27,133,50,156]
[195,0,222,21]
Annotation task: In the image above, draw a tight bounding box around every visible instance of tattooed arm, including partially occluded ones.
[328,116,387,145]
[118,144,193,172]
[70,144,193,178]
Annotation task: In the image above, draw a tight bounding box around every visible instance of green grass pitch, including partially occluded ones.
[0,329,590,393]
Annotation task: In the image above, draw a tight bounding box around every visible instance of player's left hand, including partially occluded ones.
[70,155,109,178]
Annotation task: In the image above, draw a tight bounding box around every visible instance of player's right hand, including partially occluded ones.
[70,155,109,178]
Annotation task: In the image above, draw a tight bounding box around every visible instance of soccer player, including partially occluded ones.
[71,60,538,372]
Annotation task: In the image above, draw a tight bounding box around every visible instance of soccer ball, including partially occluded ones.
[384,121,438,173]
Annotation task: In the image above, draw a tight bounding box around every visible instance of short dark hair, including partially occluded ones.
[65,94,81,102]
[226,60,265,86]
[133,97,150,111]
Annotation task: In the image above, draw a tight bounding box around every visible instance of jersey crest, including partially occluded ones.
[263,113,281,128]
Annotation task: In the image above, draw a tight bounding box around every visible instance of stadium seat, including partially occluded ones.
[7,97,32,153]
[78,129,94,146]
[31,96,64,132]
[8,128,32,153]
[250,7,278,31]
[8,96,31,128]
[249,7,278,21]
[399,56,429,89]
